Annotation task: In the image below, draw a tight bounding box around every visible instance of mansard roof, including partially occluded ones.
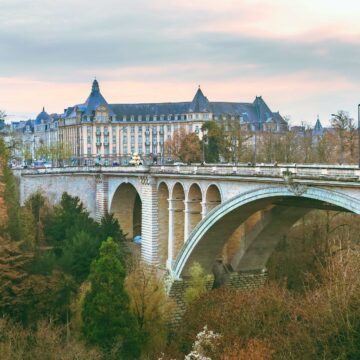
[111,102,190,117]
[62,81,286,125]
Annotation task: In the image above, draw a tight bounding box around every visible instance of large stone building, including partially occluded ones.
[58,80,287,164]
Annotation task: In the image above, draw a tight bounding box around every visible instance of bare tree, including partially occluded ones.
[331,110,354,164]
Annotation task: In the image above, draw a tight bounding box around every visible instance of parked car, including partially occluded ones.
[173,161,187,166]
[31,161,51,169]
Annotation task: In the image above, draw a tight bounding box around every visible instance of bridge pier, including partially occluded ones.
[167,199,175,269]
[139,177,159,265]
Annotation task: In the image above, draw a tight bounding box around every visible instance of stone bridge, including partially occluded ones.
[15,164,360,288]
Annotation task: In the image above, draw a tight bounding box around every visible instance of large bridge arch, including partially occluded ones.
[172,186,360,279]
[110,183,142,240]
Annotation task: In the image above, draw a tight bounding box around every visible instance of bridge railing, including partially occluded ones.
[150,164,360,181]
[15,163,360,181]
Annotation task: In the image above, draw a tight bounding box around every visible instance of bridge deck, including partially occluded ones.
[15,164,360,183]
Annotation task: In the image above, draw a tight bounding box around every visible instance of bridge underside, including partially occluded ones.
[178,195,354,278]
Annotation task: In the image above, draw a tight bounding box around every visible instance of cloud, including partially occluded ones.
[1,0,360,123]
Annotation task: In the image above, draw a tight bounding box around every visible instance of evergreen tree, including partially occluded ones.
[99,212,128,264]
[60,230,99,283]
[82,238,140,359]
[45,192,98,245]
[0,137,22,240]
[201,121,223,163]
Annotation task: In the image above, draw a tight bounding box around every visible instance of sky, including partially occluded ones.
[1,0,360,126]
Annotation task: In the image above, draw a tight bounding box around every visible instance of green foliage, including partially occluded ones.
[202,121,223,163]
[45,192,97,245]
[23,192,49,249]
[184,262,211,305]
[0,137,22,240]
[82,238,140,359]
[60,230,99,283]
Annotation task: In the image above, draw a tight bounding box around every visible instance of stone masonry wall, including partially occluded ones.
[20,174,97,217]
[225,270,268,289]
[166,275,215,327]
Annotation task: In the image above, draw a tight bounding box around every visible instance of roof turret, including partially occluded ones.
[313,115,324,136]
[189,86,210,112]
[82,79,115,116]
[35,107,52,125]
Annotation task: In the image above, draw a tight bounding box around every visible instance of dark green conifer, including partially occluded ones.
[82,238,140,359]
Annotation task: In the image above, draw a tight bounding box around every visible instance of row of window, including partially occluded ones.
[83,113,210,123]
[88,124,200,135]
[86,143,164,155]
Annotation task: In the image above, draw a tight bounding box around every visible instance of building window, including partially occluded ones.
[112,146,116,154]
[131,135,135,144]
[123,115,127,122]
[188,124,192,132]
[146,115,150,121]
[138,115,142,122]
[131,126,135,133]
[195,126,199,134]
[112,133,116,144]
[153,116,157,122]
[96,127,101,135]
[167,124,171,132]
[167,115,171,121]
[130,115,134,122]
[138,146,143,155]
[160,115,164,121]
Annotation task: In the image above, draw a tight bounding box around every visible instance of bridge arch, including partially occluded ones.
[171,182,186,258]
[158,181,170,265]
[186,183,203,239]
[204,184,222,216]
[110,183,142,240]
[172,186,360,279]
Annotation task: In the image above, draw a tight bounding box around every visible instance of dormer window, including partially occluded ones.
[130,115,134,122]
[123,115,127,122]
[146,115,150,121]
